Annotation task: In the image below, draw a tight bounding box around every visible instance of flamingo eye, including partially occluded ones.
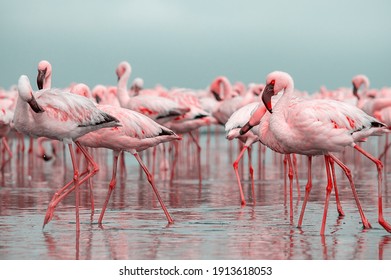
[270,80,275,85]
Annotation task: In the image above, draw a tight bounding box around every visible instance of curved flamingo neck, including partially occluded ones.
[44,72,52,89]
[220,77,233,99]
[116,63,131,107]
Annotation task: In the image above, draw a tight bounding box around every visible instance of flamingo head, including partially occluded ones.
[37,60,52,90]
[262,71,294,113]
[70,83,92,99]
[92,85,106,104]
[116,61,131,81]
[18,75,45,113]
[352,74,369,100]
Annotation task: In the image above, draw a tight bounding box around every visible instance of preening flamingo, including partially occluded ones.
[225,101,261,206]
[116,61,189,124]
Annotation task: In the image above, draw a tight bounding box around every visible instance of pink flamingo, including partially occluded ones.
[14,75,120,231]
[70,83,181,225]
[210,76,260,125]
[116,61,189,124]
[247,71,390,234]
[0,108,13,169]
[225,101,262,206]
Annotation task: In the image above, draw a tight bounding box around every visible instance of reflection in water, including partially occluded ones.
[0,130,390,260]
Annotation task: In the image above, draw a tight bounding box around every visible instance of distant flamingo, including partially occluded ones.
[116,61,189,124]
[14,75,120,231]
[242,71,390,234]
[211,76,260,125]
[0,108,14,169]
[67,83,181,225]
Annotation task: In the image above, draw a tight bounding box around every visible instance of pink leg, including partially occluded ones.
[298,156,312,228]
[329,156,344,216]
[68,143,80,232]
[354,144,391,232]
[379,133,391,160]
[28,137,34,154]
[133,152,174,224]
[285,154,294,222]
[170,141,179,182]
[247,146,255,205]
[233,145,248,207]
[2,137,12,159]
[329,153,371,229]
[189,131,202,186]
[43,142,99,227]
[98,151,119,225]
[292,154,301,200]
[320,155,333,235]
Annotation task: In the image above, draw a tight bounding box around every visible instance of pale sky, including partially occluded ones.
[1,0,390,93]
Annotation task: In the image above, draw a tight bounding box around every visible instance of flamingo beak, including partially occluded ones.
[95,95,102,104]
[212,90,222,101]
[28,95,45,113]
[239,121,253,135]
[352,83,360,100]
[262,83,274,114]
[37,69,46,90]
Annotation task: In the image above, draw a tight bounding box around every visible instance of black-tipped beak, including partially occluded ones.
[262,83,275,114]
[212,90,222,101]
[352,83,360,100]
[28,95,45,113]
[95,95,102,104]
[239,122,253,135]
[37,69,46,90]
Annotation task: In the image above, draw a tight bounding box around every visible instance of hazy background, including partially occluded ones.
[1,0,390,93]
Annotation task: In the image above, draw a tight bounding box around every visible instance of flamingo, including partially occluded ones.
[242,71,390,234]
[14,75,120,231]
[116,61,189,124]
[0,108,14,169]
[225,101,262,206]
[67,83,181,225]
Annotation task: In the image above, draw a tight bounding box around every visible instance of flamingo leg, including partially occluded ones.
[133,151,174,224]
[170,141,179,183]
[68,143,80,232]
[247,146,255,205]
[329,156,344,216]
[378,133,391,160]
[43,142,99,228]
[98,151,120,225]
[320,155,333,235]
[233,145,248,207]
[292,153,301,200]
[353,144,391,232]
[329,153,371,229]
[298,156,312,228]
[285,154,294,222]
[189,131,202,186]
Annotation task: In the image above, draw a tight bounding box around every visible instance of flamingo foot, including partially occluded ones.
[43,206,55,229]
[241,200,246,207]
[361,218,372,230]
[337,205,345,217]
[379,219,391,233]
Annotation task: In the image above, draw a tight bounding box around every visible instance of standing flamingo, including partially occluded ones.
[66,83,181,225]
[225,101,262,206]
[116,61,189,124]
[14,75,120,231]
[244,71,390,234]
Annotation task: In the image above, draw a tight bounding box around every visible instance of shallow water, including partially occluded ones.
[1,129,391,260]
